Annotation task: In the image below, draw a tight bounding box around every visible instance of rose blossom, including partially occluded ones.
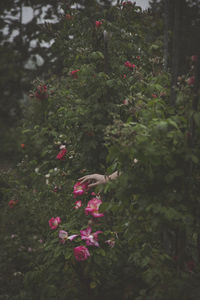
[48,217,61,230]
[35,85,48,100]
[85,197,104,218]
[8,200,18,208]
[74,245,90,261]
[187,76,195,86]
[73,182,88,197]
[95,21,102,28]
[74,200,82,209]
[80,227,102,247]
[59,230,78,244]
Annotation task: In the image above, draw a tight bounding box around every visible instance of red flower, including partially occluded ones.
[65,14,72,20]
[70,69,80,79]
[9,200,18,208]
[56,147,67,160]
[21,143,25,149]
[122,1,135,7]
[187,76,195,86]
[74,246,90,261]
[35,85,48,100]
[95,21,102,28]
[124,61,136,70]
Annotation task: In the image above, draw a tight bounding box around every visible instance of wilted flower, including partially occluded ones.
[73,182,88,197]
[49,217,61,230]
[85,197,104,218]
[80,227,102,247]
[74,200,82,209]
[74,245,90,261]
[56,147,67,160]
[59,230,78,244]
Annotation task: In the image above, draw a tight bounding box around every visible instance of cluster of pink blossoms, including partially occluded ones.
[124,61,136,70]
[35,85,48,100]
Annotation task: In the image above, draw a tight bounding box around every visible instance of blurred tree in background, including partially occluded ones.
[0,0,63,166]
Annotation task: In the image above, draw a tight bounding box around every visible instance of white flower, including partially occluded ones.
[60,144,66,150]
[45,174,50,178]
[35,167,39,173]
[133,158,138,164]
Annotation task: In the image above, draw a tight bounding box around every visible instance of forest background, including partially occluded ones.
[0,0,200,299]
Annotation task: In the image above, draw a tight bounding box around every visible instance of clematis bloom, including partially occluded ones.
[73,182,88,197]
[74,245,90,261]
[85,197,104,218]
[49,217,61,230]
[59,230,78,244]
[80,227,102,247]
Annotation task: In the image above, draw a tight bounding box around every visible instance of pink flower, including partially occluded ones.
[74,245,90,261]
[59,230,78,244]
[85,197,104,218]
[124,61,136,70]
[123,99,129,105]
[191,55,198,63]
[152,94,158,98]
[122,1,134,6]
[73,182,88,197]
[74,200,82,209]
[80,227,102,247]
[35,85,48,100]
[187,76,195,86]
[8,199,18,208]
[56,147,67,160]
[49,217,61,230]
[105,239,115,248]
[70,69,80,79]
[95,21,102,28]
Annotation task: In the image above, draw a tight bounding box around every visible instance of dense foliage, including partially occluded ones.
[0,0,200,299]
